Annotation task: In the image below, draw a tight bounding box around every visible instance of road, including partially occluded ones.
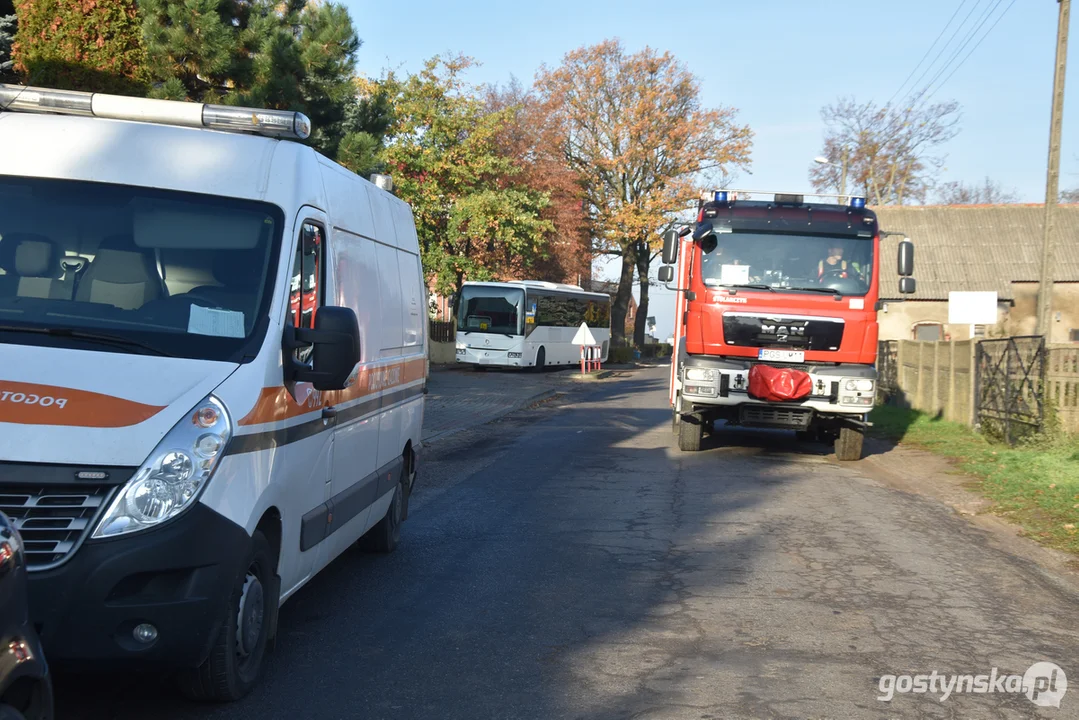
[57,366,1079,719]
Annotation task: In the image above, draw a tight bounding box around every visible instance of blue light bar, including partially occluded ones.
[713,191,729,203]
[849,196,866,209]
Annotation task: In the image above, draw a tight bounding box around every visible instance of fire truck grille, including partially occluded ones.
[740,405,813,429]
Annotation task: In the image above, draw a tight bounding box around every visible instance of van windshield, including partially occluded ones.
[0,176,283,362]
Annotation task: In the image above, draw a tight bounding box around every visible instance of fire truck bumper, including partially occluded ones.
[676,356,876,427]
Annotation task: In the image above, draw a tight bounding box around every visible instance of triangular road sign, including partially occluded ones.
[571,322,597,346]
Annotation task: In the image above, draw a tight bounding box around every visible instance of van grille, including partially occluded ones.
[0,484,115,570]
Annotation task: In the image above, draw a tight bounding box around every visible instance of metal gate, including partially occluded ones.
[975,336,1046,444]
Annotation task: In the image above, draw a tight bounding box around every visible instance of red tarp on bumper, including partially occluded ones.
[748,365,812,402]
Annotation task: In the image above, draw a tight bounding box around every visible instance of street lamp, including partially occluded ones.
[814,151,849,204]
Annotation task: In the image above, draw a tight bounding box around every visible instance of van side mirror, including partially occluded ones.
[283,306,361,391]
[657,265,674,283]
[897,238,914,276]
[661,229,679,265]
[899,277,916,294]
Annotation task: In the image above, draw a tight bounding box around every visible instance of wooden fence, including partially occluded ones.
[1047,344,1079,433]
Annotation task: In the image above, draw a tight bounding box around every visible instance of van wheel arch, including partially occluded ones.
[254,509,282,649]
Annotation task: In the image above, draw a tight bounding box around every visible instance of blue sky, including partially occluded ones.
[343,0,1075,339]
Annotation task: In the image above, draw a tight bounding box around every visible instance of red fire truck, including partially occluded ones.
[657,190,915,460]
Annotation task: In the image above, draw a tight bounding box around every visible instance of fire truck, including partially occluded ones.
[657,190,915,460]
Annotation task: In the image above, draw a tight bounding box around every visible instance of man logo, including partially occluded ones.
[760,324,806,342]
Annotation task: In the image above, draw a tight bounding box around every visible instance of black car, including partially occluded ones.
[0,512,53,720]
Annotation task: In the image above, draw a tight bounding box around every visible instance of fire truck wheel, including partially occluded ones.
[834,427,864,461]
[678,414,702,452]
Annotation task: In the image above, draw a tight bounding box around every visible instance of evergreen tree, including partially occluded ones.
[0,12,15,82]
[11,0,147,94]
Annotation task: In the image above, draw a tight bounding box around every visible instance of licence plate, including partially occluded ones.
[758,349,805,363]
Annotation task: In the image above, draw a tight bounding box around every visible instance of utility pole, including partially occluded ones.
[839,146,849,205]
[1038,0,1070,338]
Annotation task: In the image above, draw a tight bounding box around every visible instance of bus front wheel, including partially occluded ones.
[534,347,546,372]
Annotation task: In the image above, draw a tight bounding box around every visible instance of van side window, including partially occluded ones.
[289,222,324,362]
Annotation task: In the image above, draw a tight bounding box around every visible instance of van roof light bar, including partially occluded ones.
[0,83,312,140]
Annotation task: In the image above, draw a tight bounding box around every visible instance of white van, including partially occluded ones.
[0,85,427,700]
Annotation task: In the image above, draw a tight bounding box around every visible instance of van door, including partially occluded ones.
[319,228,382,564]
[278,215,333,594]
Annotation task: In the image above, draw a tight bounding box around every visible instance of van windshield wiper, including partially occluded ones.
[0,325,174,357]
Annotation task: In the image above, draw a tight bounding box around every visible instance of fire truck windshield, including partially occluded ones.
[699,232,873,297]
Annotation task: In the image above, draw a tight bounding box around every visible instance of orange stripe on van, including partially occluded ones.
[0,381,166,428]
[239,358,427,426]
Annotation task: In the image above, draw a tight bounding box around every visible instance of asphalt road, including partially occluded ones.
[57,367,1079,719]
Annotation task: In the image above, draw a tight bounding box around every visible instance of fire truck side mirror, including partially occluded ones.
[657,265,674,283]
[899,277,916,294]
[661,229,679,265]
[897,237,914,276]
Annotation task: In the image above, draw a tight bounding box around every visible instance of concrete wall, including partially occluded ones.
[430,340,457,365]
[1007,283,1079,344]
[880,283,1079,343]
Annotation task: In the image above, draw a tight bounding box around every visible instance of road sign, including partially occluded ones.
[572,322,597,346]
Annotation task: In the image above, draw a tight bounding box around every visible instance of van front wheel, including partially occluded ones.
[178,530,275,703]
[361,472,406,554]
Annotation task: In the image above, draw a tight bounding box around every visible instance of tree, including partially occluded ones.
[377,56,554,296]
[485,77,591,286]
[12,0,147,94]
[0,10,14,83]
[534,39,752,345]
[138,0,366,160]
[1060,188,1079,203]
[936,177,1018,204]
[809,98,960,206]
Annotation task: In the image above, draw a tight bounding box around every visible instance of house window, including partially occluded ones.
[1070,329,1079,343]
[913,322,942,341]
[973,324,987,338]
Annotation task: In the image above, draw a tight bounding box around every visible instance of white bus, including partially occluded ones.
[455,281,611,369]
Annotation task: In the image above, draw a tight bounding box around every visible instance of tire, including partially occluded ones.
[178,530,276,703]
[0,704,27,720]
[677,413,702,451]
[834,426,864,461]
[534,347,546,372]
[361,471,406,554]
[672,393,682,433]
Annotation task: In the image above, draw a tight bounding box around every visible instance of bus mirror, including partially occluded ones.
[898,237,914,276]
[661,229,679,265]
[657,266,674,283]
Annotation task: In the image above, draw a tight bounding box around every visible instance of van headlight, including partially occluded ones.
[92,396,232,538]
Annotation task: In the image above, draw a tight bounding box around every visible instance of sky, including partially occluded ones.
[343,0,1076,340]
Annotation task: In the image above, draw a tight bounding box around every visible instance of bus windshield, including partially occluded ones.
[699,232,874,297]
[457,286,524,336]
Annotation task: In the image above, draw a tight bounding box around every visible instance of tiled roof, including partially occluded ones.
[874,204,1079,300]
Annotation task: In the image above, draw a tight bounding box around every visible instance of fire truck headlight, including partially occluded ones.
[843,378,875,392]
[685,368,716,383]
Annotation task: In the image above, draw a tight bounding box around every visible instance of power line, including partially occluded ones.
[923,0,1017,103]
[886,0,970,107]
[899,0,987,108]
[916,0,1007,101]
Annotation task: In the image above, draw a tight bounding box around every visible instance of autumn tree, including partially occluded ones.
[809,98,960,206]
[936,177,1018,204]
[485,78,591,286]
[535,39,752,346]
[377,56,553,296]
[12,0,147,94]
[0,12,14,83]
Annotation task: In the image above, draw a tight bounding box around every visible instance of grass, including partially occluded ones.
[870,404,1079,555]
